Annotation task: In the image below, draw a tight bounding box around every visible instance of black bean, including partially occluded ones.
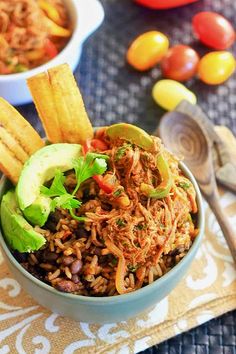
[62,256,74,266]
[71,274,80,283]
[75,227,89,238]
[45,210,64,231]
[43,250,58,262]
[70,259,83,274]
[93,248,101,256]
[55,280,76,293]
[13,251,28,262]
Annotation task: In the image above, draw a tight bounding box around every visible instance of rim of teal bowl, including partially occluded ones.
[0,162,204,305]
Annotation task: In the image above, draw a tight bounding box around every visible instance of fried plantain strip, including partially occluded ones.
[27,73,62,143]
[0,98,44,155]
[48,64,93,144]
[0,127,29,163]
[0,141,23,184]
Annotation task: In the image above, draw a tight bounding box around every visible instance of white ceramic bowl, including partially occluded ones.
[0,0,104,106]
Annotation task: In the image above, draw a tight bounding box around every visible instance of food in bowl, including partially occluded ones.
[0,64,199,298]
[0,0,71,74]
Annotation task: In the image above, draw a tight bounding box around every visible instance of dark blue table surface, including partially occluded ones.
[18,0,236,352]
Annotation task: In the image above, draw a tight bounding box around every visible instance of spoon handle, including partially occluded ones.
[207,193,236,263]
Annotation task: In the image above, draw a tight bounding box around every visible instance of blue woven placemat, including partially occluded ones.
[141,310,236,354]
[18,0,236,352]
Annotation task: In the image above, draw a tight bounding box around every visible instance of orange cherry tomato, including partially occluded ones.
[161,45,199,82]
[127,31,169,71]
[135,0,198,9]
[192,12,235,50]
[198,51,235,85]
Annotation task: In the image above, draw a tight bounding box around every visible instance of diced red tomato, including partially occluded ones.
[93,175,114,194]
[83,139,108,154]
[83,139,92,155]
[44,38,58,59]
[82,140,112,193]
[90,139,108,151]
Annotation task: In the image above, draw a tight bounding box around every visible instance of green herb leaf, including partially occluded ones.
[178,181,191,190]
[15,64,28,73]
[113,188,123,197]
[127,264,137,272]
[111,258,118,266]
[41,170,83,220]
[135,224,144,230]
[41,170,66,197]
[115,143,131,161]
[116,218,126,227]
[69,209,87,222]
[50,194,81,212]
[72,152,108,195]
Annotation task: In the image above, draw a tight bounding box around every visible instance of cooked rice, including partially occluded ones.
[16,135,198,296]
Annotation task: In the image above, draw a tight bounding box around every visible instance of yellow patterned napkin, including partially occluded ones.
[0,130,235,354]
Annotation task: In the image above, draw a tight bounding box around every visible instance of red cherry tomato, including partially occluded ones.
[192,12,235,50]
[161,45,199,82]
[135,0,198,9]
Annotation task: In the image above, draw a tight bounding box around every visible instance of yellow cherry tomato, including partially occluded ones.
[127,31,169,71]
[198,51,235,85]
[152,79,197,111]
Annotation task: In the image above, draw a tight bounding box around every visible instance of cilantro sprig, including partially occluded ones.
[72,152,109,195]
[40,153,109,222]
[41,170,82,213]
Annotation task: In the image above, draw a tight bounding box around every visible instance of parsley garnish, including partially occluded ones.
[178,181,191,190]
[41,170,67,197]
[128,264,137,272]
[116,218,126,227]
[111,258,118,266]
[40,153,109,222]
[72,153,109,195]
[113,188,123,197]
[41,170,81,212]
[115,143,131,161]
[135,224,144,230]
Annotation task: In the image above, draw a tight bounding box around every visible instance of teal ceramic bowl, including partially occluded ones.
[0,162,204,323]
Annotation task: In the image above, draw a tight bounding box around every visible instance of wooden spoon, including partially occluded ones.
[158,111,236,263]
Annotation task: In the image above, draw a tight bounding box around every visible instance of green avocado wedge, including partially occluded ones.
[0,189,46,252]
[106,123,154,151]
[16,143,82,212]
[23,195,51,227]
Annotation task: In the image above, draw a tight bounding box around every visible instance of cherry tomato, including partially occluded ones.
[152,79,197,111]
[198,51,235,85]
[161,45,199,82]
[192,12,235,50]
[127,31,169,71]
[135,0,198,9]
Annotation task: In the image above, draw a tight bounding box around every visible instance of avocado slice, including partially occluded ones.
[106,123,154,151]
[23,195,51,227]
[0,189,46,252]
[16,143,82,212]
